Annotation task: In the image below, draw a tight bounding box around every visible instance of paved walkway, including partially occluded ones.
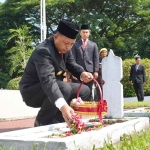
[0,118,35,133]
[0,96,150,133]
[0,116,93,133]
[124,96,150,102]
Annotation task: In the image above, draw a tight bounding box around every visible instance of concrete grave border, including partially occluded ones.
[0,117,149,150]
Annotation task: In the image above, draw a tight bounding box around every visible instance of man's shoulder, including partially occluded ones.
[140,64,144,67]
[35,37,55,56]
[131,64,135,67]
[72,40,82,48]
[74,39,82,45]
[140,64,145,69]
[130,64,135,69]
[88,40,97,45]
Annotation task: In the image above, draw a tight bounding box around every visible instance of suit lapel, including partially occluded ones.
[50,36,66,73]
[79,40,84,51]
[55,50,66,72]
[138,65,141,71]
[133,64,136,73]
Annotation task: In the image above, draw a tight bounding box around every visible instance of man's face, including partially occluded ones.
[100,51,107,58]
[54,33,76,53]
[80,30,90,40]
[136,58,141,64]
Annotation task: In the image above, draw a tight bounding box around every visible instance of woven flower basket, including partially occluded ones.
[71,78,108,121]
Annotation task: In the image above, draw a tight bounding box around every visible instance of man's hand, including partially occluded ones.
[143,82,146,86]
[81,72,93,83]
[93,71,98,79]
[60,104,74,125]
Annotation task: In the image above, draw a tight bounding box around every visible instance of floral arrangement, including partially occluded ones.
[49,114,105,138]
[71,97,84,104]
[69,114,85,134]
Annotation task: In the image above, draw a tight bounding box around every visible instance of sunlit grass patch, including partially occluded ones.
[100,127,150,150]
[124,102,150,109]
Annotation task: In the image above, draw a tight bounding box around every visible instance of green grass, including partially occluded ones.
[99,127,150,150]
[124,102,150,109]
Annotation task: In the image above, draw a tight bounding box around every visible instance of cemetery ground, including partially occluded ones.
[0,97,150,150]
[0,128,150,150]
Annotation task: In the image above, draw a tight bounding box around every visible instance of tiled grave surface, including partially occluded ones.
[0,117,149,150]
[124,107,150,117]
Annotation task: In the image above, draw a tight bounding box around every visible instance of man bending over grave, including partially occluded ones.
[19,19,93,127]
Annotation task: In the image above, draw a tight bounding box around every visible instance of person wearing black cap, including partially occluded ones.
[129,55,146,101]
[19,19,93,126]
[71,24,99,100]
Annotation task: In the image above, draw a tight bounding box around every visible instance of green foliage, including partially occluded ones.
[6,77,21,90]
[122,58,150,97]
[0,0,150,80]
[0,72,11,89]
[1,0,150,57]
[6,25,34,77]
[45,0,150,58]
[101,128,150,150]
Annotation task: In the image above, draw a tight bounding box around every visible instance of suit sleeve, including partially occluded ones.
[129,65,133,81]
[66,50,84,80]
[33,48,64,104]
[93,43,99,72]
[143,66,146,82]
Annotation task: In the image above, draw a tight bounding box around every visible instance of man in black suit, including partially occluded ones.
[71,25,99,100]
[19,19,93,126]
[129,55,146,101]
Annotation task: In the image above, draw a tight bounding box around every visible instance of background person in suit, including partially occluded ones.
[71,24,99,100]
[129,55,146,101]
[19,19,93,127]
[97,48,108,89]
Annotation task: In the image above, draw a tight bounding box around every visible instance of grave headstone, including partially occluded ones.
[102,50,123,118]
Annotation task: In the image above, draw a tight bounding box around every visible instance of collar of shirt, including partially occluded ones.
[82,39,88,44]
[135,64,139,70]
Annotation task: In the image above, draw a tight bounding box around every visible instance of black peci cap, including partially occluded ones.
[57,19,79,39]
[80,24,90,30]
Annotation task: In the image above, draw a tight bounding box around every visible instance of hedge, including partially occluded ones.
[121,58,150,97]
[6,77,21,90]
[0,72,11,89]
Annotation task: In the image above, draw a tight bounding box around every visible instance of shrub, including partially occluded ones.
[0,72,11,89]
[122,58,150,97]
[6,77,21,90]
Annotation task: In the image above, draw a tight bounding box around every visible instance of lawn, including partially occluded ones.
[124,101,150,109]
[100,127,150,150]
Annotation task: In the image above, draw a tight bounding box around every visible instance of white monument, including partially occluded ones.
[102,50,123,118]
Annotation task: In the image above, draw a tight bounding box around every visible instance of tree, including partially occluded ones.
[137,28,150,58]
[0,0,75,71]
[0,0,150,73]
[6,25,34,77]
[45,0,150,58]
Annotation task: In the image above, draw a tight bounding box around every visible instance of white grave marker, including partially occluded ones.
[102,50,123,118]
